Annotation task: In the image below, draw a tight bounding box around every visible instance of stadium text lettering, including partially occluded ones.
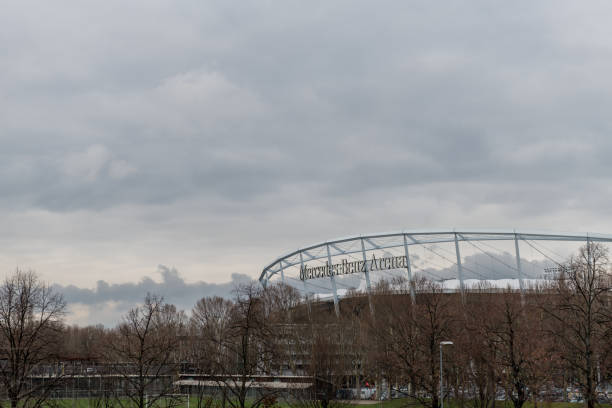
[299,255,407,281]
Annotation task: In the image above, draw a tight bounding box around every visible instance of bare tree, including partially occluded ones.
[105,294,185,408]
[496,292,530,408]
[61,324,106,361]
[191,283,281,408]
[299,313,354,408]
[371,277,457,408]
[261,282,305,379]
[369,279,418,401]
[413,279,458,408]
[457,287,500,408]
[489,291,551,408]
[541,242,612,408]
[0,269,66,408]
[261,283,302,326]
[190,296,235,407]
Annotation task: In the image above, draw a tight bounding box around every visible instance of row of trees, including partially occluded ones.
[0,243,610,408]
[364,243,611,408]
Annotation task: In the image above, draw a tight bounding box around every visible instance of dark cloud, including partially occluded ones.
[1,1,612,213]
[55,265,252,314]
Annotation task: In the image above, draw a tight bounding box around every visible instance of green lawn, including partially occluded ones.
[4,397,609,408]
[376,400,612,408]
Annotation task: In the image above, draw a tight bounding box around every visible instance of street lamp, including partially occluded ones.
[440,341,454,408]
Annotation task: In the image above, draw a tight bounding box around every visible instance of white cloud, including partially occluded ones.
[61,144,111,183]
[60,144,137,184]
[108,160,137,180]
[66,301,132,327]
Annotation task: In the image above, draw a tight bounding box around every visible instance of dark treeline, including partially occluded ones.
[0,243,610,408]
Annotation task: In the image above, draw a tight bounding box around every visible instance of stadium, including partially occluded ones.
[254,229,612,404]
[259,229,612,315]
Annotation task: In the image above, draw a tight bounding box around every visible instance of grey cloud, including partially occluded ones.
[359,252,555,285]
[2,1,612,215]
[419,252,554,281]
[55,265,253,312]
[2,0,612,326]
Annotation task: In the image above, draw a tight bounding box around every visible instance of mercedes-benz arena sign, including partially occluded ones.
[260,229,612,315]
[299,254,408,281]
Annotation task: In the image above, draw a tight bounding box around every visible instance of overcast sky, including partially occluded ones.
[3,1,612,325]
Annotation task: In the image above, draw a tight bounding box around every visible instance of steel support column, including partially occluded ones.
[514,233,525,299]
[279,261,285,284]
[299,252,312,318]
[587,233,592,276]
[326,244,340,317]
[360,238,374,315]
[403,234,416,303]
[454,233,465,301]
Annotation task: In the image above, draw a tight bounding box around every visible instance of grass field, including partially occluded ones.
[27,398,611,408]
[375,399,611,408]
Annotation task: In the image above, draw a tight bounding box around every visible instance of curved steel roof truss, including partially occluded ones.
[260,229,612,285]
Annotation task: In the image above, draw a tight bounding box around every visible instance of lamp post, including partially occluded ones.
[440,341,453,408]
